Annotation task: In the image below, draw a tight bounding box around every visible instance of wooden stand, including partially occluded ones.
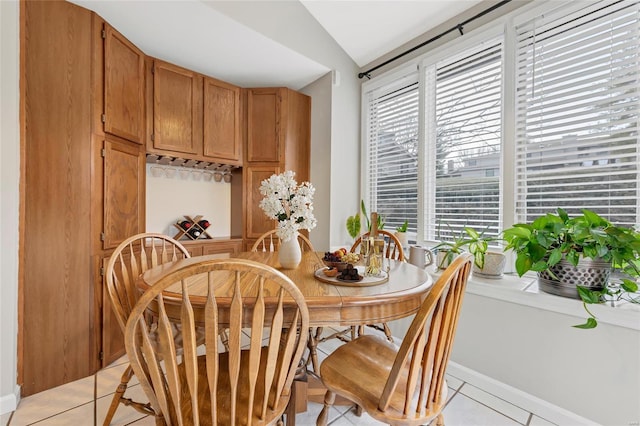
[173,215,213,240]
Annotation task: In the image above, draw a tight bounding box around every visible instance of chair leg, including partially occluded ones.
[435,413,445,425]
[219,328,230,352]
[316,390,335,426]
[382,323,394,343]
[306,327,321,375]
[103,365,134,426]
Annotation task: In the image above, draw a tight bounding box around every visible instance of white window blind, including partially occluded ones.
[425,40,503,242]
[364,73,419,235]
[515,0,640,226]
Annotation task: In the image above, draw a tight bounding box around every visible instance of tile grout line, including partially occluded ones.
[94,372,97,426]
[457,383,529,425]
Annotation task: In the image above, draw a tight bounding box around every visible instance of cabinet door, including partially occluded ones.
[203,77,241,163]
[184,243,204,257]
[247,88,284,163]
[103,137,145,249]
[100,257,125,366]
[152,60,199,154]
[245,165,280,239]
[103,24,145,144]
[202,240,243,258]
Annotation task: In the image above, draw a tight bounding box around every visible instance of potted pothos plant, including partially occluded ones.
[433,225,498,272]
[502,208,640,328]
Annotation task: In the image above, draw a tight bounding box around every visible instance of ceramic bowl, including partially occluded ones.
[323,260,348,272]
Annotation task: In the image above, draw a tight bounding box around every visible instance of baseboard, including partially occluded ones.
[447,362,600,426]
[0,385,20,415]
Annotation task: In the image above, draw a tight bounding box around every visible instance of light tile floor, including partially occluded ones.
[3,327,559,426]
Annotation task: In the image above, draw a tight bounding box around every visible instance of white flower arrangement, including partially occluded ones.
[258,170,317,242]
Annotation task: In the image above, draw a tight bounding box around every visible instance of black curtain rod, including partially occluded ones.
[358,0,513,79]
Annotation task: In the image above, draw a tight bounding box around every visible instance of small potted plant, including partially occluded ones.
[394,220,409,249]
[502,208,640,328]
[433,225,502,275]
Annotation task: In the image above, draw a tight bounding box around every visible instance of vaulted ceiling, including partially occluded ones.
[70,0,483,89]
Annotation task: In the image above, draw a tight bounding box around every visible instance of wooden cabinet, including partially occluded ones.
[203,77,241,163]
[102,136,145,250]
[99,256,125,366]
[247,88,283,163]
[244,88,311,243]
[148,59,201,156]
[22,0,95,395]
[181,239,244,259]
[21,2,147,395]
[146,60,243,166]
[103,23,145,144]
[245,165,281,239]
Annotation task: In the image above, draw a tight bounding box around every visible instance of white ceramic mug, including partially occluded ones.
[409,245,434,269]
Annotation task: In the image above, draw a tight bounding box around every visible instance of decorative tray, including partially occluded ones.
[313,266,389,287]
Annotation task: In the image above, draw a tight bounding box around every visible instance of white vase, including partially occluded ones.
[278,234,302,269]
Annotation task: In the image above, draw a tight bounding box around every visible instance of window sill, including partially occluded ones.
[429,270,640,331]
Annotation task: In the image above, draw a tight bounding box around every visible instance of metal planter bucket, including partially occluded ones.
[537,257,611,299]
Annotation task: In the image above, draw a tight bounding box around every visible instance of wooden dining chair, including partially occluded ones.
[251,229,315,253]
[124,258,310,425]
[251,230,321,378]
[349,230,406,342]
[103,233,190,426]
[316,253,473,426]
[350,229,405,263]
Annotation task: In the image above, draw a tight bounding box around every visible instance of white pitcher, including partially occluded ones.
[409,245,434,269]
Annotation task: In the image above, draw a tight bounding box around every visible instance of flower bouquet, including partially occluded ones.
[258,170,317,242]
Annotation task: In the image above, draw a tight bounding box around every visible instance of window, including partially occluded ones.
[362,0,639,246]
[514,0,640,226]
[363,72,419,236]
[424,40,503,241]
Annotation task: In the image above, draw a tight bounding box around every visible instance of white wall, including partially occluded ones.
[207,1,362,249]
[451,293,640,426]
[145,165,232,237]
[0,0,20,414]
[300,72,332,251]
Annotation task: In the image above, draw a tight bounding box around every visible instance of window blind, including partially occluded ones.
[425,40,503,242]
[515,0,640,226]
[364,73,419,234]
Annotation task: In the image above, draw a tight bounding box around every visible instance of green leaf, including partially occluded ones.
[503,226,531,240]
[582,209,607,227]
[573,317,598,329]
[346,214,361,239]
[361,200,370,231]
[464,227,479,239]
[528,242,548,262]
[514,254,533,276]
[547,248,562,266]
[558,208,569,222]
[531,260,548,272]
[577,286,601,304]
[621,279,638,293]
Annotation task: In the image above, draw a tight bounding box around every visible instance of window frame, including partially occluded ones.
[361,0,639,253]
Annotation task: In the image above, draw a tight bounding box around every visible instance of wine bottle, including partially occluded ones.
[179,220,192,231]
[188,227,201,239]
[198,219,210,229]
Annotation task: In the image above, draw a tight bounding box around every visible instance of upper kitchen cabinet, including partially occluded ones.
[246,88,311,178]
[243,88,310,244]
[247,88,283,163]
[203,77,242,165]
[103,23,145,144]
[147,59,202,156]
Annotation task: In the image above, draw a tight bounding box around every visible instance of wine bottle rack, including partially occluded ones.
[173,215,213,241]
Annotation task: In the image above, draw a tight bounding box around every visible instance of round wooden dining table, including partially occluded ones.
[137,250,433,328]
[136,250,434,424]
